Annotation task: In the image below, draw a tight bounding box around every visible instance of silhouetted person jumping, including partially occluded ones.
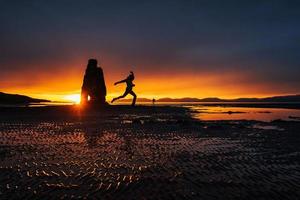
[111,71,137,106]
[81,59,107,105]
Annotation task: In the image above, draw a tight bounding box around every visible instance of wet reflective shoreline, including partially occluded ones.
[188,105,300,122]
[0,106,299,199]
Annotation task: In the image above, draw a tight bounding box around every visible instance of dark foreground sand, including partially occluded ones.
[0,105,299,199]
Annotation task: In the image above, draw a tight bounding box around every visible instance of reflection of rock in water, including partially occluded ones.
[0,109,300,199]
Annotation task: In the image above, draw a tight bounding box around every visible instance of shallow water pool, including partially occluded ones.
[187,105,300,121]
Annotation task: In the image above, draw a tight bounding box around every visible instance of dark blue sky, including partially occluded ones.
[1,0,300,98]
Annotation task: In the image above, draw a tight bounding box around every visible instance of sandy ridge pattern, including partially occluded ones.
[0,106,299,199]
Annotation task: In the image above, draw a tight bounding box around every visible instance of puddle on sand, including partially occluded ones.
[252,124,284,131]
[188,105,300,122]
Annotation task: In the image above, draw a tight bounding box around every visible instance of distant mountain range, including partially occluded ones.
[1,92,300,104]
[0,92,50,104]
[119,94,300,103]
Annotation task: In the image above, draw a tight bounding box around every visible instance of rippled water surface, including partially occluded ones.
[0,106,299,199]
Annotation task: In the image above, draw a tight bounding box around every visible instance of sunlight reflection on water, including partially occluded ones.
[187,105,300,122]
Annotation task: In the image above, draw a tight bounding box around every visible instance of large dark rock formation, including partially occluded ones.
[81,59,107,105]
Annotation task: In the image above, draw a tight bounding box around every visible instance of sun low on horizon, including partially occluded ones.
[63,94,81,104]
[1,67,299,103]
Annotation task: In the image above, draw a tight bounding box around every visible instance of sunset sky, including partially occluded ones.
[1,0,300,102]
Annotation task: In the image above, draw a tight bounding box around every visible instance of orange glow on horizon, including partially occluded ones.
[1,78,296,102]
[1,60,298,102]
[64,94,81,104]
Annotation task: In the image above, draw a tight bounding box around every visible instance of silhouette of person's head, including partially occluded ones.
[128,71,134,80]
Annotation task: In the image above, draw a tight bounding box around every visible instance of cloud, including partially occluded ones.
[1,0,300,98]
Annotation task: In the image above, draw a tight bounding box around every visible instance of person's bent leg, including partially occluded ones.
[130,91,137,106]
[111,90,129,103]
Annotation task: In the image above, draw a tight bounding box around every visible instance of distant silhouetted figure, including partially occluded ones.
[152,98,156,105]
[81,59,107,105]
[111,71,137,106]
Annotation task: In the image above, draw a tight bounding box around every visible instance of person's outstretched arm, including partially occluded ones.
[114,78,126,85]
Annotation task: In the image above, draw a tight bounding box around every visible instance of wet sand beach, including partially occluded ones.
[0,105,299,199]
